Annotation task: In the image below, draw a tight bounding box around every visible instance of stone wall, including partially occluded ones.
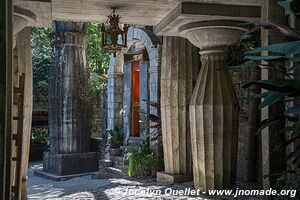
[91,89,107,138]
[229,62,262,183]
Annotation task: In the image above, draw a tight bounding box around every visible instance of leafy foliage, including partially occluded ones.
[126,142,163,177]
[241,0,300,167]
[31,23,110,104]
[31,127,49,144]
[31,27,53,102]
[107,129,124,149]
[85,23,110,92]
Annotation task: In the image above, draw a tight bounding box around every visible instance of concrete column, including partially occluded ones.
[139,60,150,141]
[43,22,98,176]
[149,44,161,116]
[123,62,132,145]
[157,36,199,183]
[179,21,246,191]
[107,53,124,131]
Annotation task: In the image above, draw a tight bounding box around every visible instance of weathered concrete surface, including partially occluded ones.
[48,26,91,154]
[15,0,261,27]
[45,22,98,176]
[159,36,199,182]
[157,2,261,36]
[107,51,124,131]
[13,27,34,199]
[183,22,245,191]
[139,61,149,141]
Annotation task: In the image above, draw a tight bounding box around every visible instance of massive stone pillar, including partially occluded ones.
[179,21,245,191]
[157,36,200,183]
[43,22,98,176]
[139,60,150,141]
[107,53,124,131]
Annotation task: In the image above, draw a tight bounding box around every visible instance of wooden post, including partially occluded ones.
[0,0,13,199]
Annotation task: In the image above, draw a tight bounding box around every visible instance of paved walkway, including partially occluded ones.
[28,162,260,200]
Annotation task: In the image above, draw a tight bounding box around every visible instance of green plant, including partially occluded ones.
[31,27,53,103]
[85,23,110,92]
[126,142,163,177]
[240,0,300,168]
[31,127,49,144]
[107,129,123,148]
[275,172,299,199]
[138,100,161,140]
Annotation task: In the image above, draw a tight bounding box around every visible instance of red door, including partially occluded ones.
[131,61,140,137]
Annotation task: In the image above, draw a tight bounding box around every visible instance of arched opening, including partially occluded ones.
[123,40,150,142]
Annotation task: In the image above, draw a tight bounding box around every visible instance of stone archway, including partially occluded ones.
[107,27,161,146]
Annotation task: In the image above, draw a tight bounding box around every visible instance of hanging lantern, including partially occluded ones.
[101,8,128,56]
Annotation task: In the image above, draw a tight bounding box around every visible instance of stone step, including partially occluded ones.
[128,137,143,144]
[106,167,128,178]
[99,159,113,167]
[111,156,128,166]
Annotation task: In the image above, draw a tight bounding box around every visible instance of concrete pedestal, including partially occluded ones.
[43,152,99,176]
[156,172,192,184]
[158,36,199,184]
[179,21,247,191]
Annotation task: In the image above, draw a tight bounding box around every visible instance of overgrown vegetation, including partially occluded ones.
[30,23,110,104]
[238,0,300,194]
[125,142,163,177]
[31,27,53,103]
[85,23,110,92]
[31,127,49,144]
[107,129,124,149]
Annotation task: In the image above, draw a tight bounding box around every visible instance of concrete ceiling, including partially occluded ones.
[14,0,262,27]
[51,0,262,25]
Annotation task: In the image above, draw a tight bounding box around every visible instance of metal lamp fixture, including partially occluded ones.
[101,8,128,56]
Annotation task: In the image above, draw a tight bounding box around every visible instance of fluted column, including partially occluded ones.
[179,20,246,191]
[43,22,98,176]
[49,31,91,154]
[107,52,124,131]
[157,36,200,183]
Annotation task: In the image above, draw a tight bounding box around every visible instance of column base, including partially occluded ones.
[43,151,99,176]
[156,171,192,184]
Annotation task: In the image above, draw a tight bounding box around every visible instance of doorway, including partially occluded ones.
[131,61,140,137]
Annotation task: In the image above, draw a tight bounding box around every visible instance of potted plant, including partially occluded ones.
[107,129,123,156]
[29,127,49,161]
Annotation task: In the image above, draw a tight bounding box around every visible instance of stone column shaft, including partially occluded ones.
[107,52,124,131]
[158,36,199,183]
[48,31,91,154]
[107,73,124,131]
[44,22,98,176]
[190,49,239,191]
[180,21,245,191]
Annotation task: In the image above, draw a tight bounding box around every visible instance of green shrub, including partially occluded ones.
[107,129,123,148]
[275,172,299,199]
[31,127,49,144]
[126,142,163,177]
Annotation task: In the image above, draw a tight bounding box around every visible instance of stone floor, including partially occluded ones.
[28,162,261,200]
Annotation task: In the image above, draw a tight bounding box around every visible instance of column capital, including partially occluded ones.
[179,20,248,50]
